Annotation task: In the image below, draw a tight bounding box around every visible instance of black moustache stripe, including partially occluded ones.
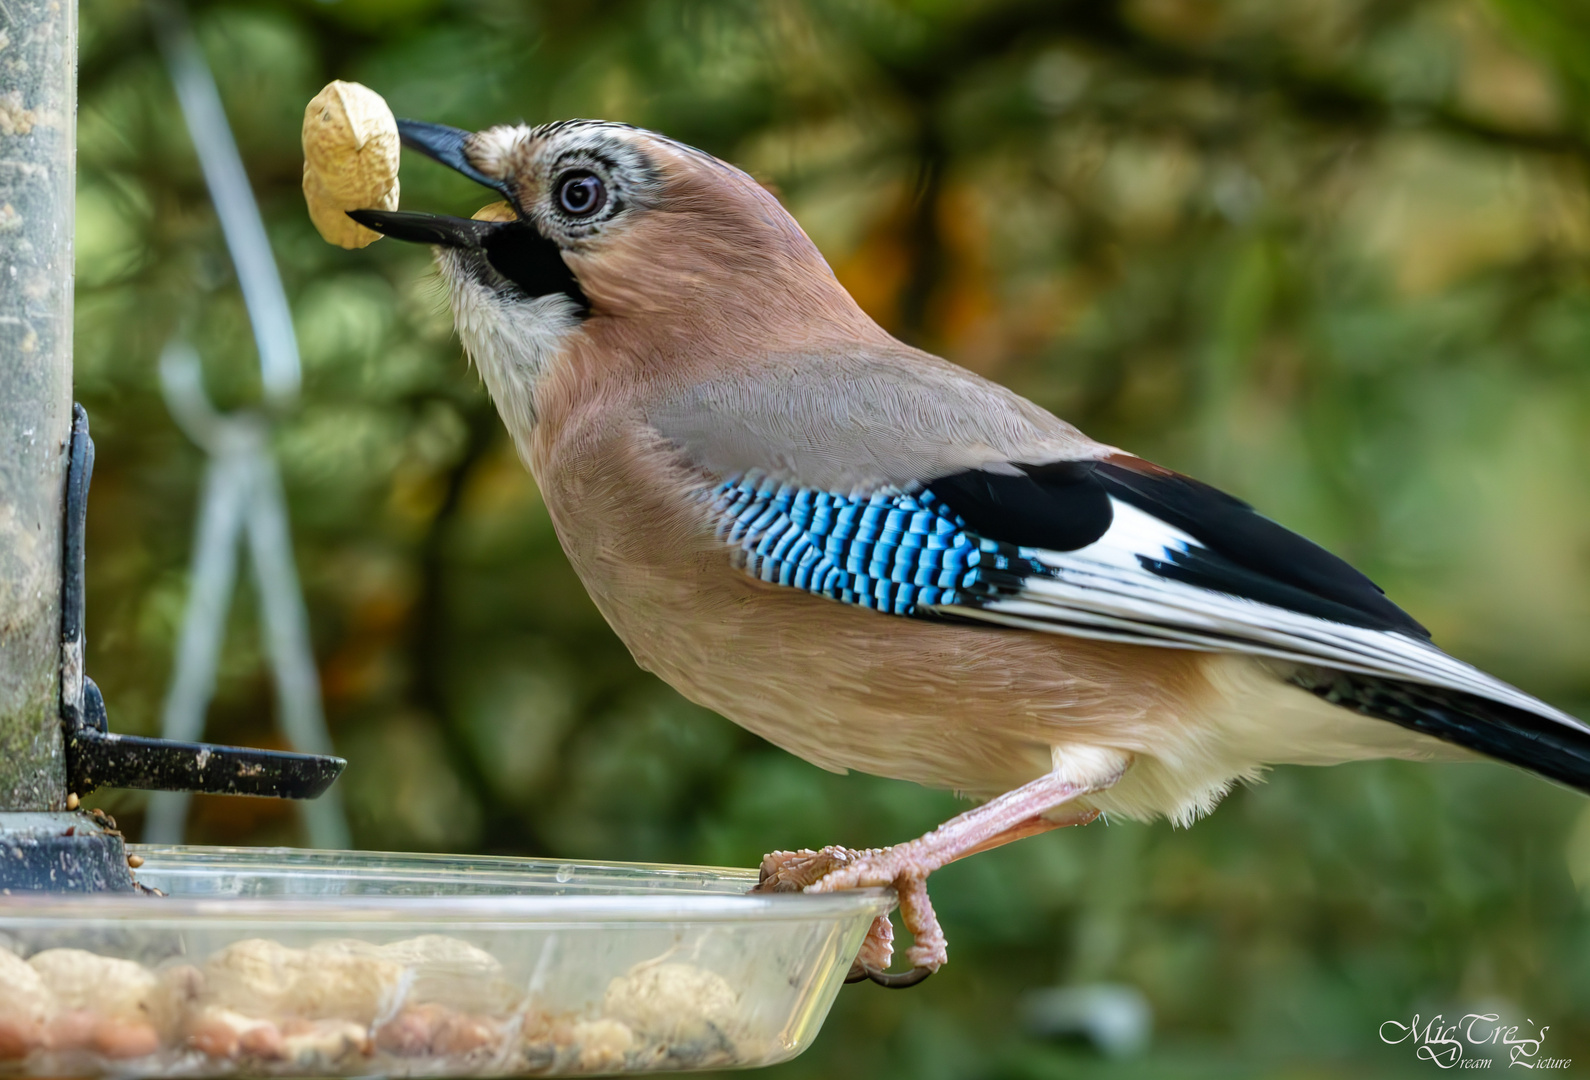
[482,222,589,311]
[346,210,589,311]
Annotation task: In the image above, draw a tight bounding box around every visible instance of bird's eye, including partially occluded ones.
[556,171,606,217]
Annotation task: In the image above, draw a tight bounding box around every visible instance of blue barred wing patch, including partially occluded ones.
[711,475,1043,617]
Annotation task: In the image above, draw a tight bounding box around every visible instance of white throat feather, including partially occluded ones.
[439,248,583,435]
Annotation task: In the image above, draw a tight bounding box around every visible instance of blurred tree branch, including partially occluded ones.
[871,0,1590,162]
[404,397,549,854]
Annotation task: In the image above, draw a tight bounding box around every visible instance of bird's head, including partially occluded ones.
[352,120,873,427]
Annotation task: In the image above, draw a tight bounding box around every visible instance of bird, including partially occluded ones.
[348,118,1590,988]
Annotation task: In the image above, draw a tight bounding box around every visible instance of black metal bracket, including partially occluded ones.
[60,403,346,800]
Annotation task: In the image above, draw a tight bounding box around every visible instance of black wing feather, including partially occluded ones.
[927,462,1114,553]
[927,456,1590,793]
[929,459,1427,639]
[1092,461,1430,639]
[1295,668,1590,795]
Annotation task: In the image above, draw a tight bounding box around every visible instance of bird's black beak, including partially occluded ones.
[346,120,514,249]
[345,209,498,248]
[395,120,511,194]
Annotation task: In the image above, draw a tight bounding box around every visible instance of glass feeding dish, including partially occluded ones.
[0,846,893,1076]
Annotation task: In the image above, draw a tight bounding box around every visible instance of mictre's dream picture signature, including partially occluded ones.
[1381,1013,1570,1069]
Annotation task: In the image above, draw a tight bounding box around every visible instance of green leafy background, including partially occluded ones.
[74,0,1590,1075]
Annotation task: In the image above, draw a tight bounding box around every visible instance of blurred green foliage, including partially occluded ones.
[72,0,1590,1075]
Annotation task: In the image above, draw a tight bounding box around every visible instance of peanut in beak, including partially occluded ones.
[302,81,400,249]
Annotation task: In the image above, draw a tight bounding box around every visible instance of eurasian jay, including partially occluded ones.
[350,120,1590,987]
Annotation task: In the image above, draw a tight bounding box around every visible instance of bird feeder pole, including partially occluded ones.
[0,0,77,811]
[0,2,341,876]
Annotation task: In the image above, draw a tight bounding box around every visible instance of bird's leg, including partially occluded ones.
[953,807,1098,862]
[759,748,1126,987]
[809,775,1104,978]
[835,808,1099,985]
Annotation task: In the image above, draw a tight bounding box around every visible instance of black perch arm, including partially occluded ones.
[59,403,346,800]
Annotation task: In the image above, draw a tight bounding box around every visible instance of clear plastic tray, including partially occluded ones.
[0,845,893,1076]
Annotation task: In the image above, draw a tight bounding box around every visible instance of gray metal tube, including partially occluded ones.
[0,0,76,809]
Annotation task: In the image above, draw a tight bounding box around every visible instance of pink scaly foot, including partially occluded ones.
[755,758,1122,988]
[848,914,896,980]
[754,846,924,983]
[754,847,900,980]
[755,845,862,893]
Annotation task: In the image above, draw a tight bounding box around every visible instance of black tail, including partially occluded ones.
[1293,667,1590,796]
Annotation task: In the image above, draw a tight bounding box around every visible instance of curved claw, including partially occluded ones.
[860,964,934,989]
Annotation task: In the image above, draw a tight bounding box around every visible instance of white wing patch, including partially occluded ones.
[926,498,1589,735]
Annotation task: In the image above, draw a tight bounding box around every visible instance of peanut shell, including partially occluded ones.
[27,949,159,1029]
[301,80,399,249]
[201,938,404,1025]
[373,935,520,1017]
[473,201,517,223]
[0,947,53,1030]
[602,961,738,1048]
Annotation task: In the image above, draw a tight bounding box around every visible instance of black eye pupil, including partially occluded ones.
[558,172,604,216]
